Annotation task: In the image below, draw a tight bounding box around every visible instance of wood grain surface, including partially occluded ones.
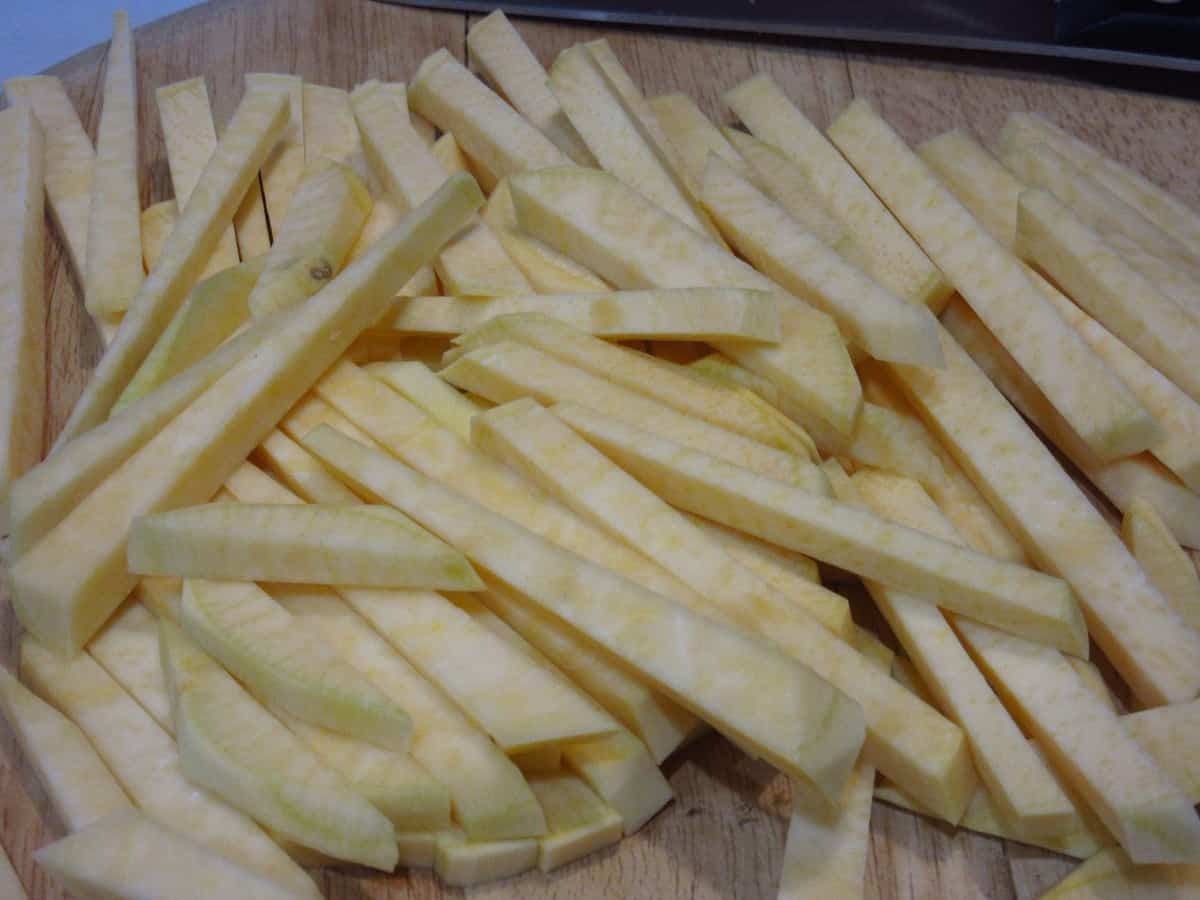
[2,1,1199,897]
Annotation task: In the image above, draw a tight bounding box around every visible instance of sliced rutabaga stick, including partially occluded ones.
[562,731,673,836]
[53,86,290,448]
[0,105,45,531]
[159,619,398,870]
[508,167,863,437]
[130,502,481,589]
[84,11,142,321]
[1125,701,1200,802]
[180,577,414,751]
[267,583,547,841]
[0,668,130,832]
[236,73,305,257]
[841,402,946,492]
[724,75,949,311]
[845,468,1079,836]
[528,772,623,871]
[36,809,312,900]
[452,313,805,451]
[442,341,828,491]
[432,131,468,176]
[474,399,972,820]
[857,361,1027,565]
[956,618,1200,864]
[699,154,943,368]
[139,199,176,272]
[112,257,265,414]
[2,76,92,280]
[302,83,372,186]
[340,586,619,752]
[89,602,174,730]
[12,174,481,654]
[435,829,539,887]
[827,100,1159,462]
[282,391,383,449]
[649,92,751,186]
[1024,267,1200,492]
[916,129,1023,249]
[156,77,241,273]
[478,586,697,765]
[410,48,570,180]
[548,45,713,237]
[1017,187,1200,403]
[385,288,780,343]
[466,11,594,165]
[245,160,372,318]
[20,638,320,897]
[1123,497,1200,631]
[894,311,1200,705]
[302,426,867,807]
[553,401,1084,654]
[944,296,1200,548]
[367,360,479,443]
[7,315,276,557]
[720,127,849,253]
[1045,846,1200,899]
[352,80,529,297]
[999,110,1200,266]
[254,428,360,502]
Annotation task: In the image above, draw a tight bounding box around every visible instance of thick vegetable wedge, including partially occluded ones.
[700,154,943,367]
[2,76,92,280]
[156,77,241,274]
[352,80,529,296]
[553,402,1084,654]
[130,502,480,589]
[435,829,539,886]
[83,11,143,321]
[1122,497,1200,631]
[529,773,623,871]
[302,83,367,177]
[113,257,265,414]
[650,91,749,186]
[12,174,481,654]
[443,340,825,489]
[999,110,1200,265]
[385,288,779,343]
[53,86,290,447]
[160,619,398,870]
[180,577,413,752]
[847,468,1080,836]
[7,315,275,557]
[36,808,310,900]
[466,11,593,165]
[724,75,948,309]
[916,129,1022,249]
[563,731,673,836]
[507,166,862,438]
[245,160,372,318]
[20,638,319,897]
[303,425,867,806]
[367,361,479,442]
[720,127,848,253]
[475,400,972,819]
[891,310,1200,705]
[0,667,129,831]
[827,99,1159,462]
[254,428,360,502]
[89,602,174,730]
[453,313,803,452]
[957,618,1200,864]
[549,45,710,235]
[1017,186,1200,403]
[0,105,45,530]
[411,48,569,179]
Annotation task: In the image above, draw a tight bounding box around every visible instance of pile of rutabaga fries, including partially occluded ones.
[1,8,1199,899]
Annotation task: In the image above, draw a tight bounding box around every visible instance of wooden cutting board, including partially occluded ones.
[2,1,1198,897]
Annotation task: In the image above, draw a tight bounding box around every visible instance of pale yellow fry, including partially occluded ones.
[649,92,750,187]
[1123,497,1200,632]
[916,129,1022,249]
[0,105,45,531]
[528,772,622,871]
[139,199,176,272]
[156,77,241,274]
[237,73,305,255]
[827,99,1159,462]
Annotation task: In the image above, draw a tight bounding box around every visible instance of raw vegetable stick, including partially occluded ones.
[234,73,305,257]
[916,129,1023,249]
[53,85,290,448]
[2,75,92,281]
[11,174,481,654]
[139,199,176,273]
[156,77,241,273]
[891,310,1200,706]
[827,98,1160,462]
[84,11,143,321]
[527,772,623,871]
[1122,497,1200,631]
[649,92,751,186]
[0,105,44,532]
